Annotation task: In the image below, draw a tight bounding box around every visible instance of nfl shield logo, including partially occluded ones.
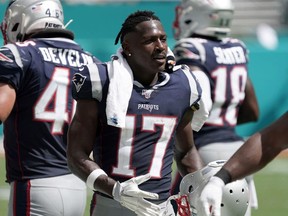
[142,89,154,99]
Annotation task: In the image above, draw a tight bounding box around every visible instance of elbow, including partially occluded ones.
[250,112,259,122]
[252,109,260,122]
[66,147,92,182]
[246,105,260,122]
[237,107,259,124]
[66,152,85,182]
[66,150,77,175]
[66,144,83,177]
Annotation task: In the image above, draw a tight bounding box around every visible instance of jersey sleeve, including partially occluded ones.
[173,38,206,72]
[0,44,30,90]
[72,62,108,101]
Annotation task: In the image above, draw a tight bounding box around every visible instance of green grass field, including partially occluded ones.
[0,155,287,216]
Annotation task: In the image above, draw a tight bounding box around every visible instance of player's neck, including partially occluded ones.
[149,73,159,86]
[134,73,159,87]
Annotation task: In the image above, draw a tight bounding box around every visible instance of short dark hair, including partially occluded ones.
[114,10,161,45]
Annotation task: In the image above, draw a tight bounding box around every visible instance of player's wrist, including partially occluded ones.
[214,168,232,185]
[112,181,122,201]
[209,176,225,188]
[86,169,107,190]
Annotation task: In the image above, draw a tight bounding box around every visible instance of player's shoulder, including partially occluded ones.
[173,37,207,61]
[170,64,198,84]
[0,44,15,56]
[222,37,247,49]
[171,64,190,74]
[3,40,39,58]
[0,43,29,69]
[80,62,108,79]
[72,62,108,101]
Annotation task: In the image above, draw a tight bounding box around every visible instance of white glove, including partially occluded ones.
[112,173,161,216]
[198,176,225,216]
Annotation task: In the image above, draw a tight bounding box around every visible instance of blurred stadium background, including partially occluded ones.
[0,0,288,215]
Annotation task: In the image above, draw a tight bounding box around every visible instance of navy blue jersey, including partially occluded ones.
[173,37,249,148]
[72,63,202,201]
[0,38,100,182]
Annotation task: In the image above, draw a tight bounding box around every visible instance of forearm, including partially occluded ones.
[221,133,263,181]
[220,131,284,182]
[67,103,117,196]
[67,142,116,197]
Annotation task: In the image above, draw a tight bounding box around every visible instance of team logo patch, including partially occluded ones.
[0,52,13,63]
[142,89,154,99]
[72,73,87,93]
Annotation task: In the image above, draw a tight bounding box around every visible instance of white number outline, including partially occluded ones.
[34,67,75,134]
[112,115,177,178]
[206,66,247,126]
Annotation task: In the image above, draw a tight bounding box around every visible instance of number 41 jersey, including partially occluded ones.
[0,38,99,182]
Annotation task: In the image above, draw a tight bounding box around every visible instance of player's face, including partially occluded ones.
[124,20,168,76]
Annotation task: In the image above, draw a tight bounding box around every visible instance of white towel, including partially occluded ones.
[190,70,212,132]
[191,96,210,132]
[106,48,134,128]
[181,66,210,132]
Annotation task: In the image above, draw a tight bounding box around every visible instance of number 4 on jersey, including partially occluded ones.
[34,67,75,134]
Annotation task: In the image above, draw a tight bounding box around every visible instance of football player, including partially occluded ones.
[66,10,210,216]
[170,0,259,215]
[0,0,100,215]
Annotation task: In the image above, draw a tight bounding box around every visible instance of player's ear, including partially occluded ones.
[122,40,131,57]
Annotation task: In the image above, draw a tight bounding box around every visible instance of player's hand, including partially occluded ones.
[112,173,161,216]
[197,176,225,216]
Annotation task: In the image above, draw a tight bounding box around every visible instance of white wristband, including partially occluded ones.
[86,169,107,190]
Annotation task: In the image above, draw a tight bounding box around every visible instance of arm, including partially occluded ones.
[67,99,116,196]
[223,111,288,181]
[237,77,259,124]
[174,109,204,177]
[0,83,16,123]
[198,111,288,216]
[67,99,161,215]
[174,65,209,176]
